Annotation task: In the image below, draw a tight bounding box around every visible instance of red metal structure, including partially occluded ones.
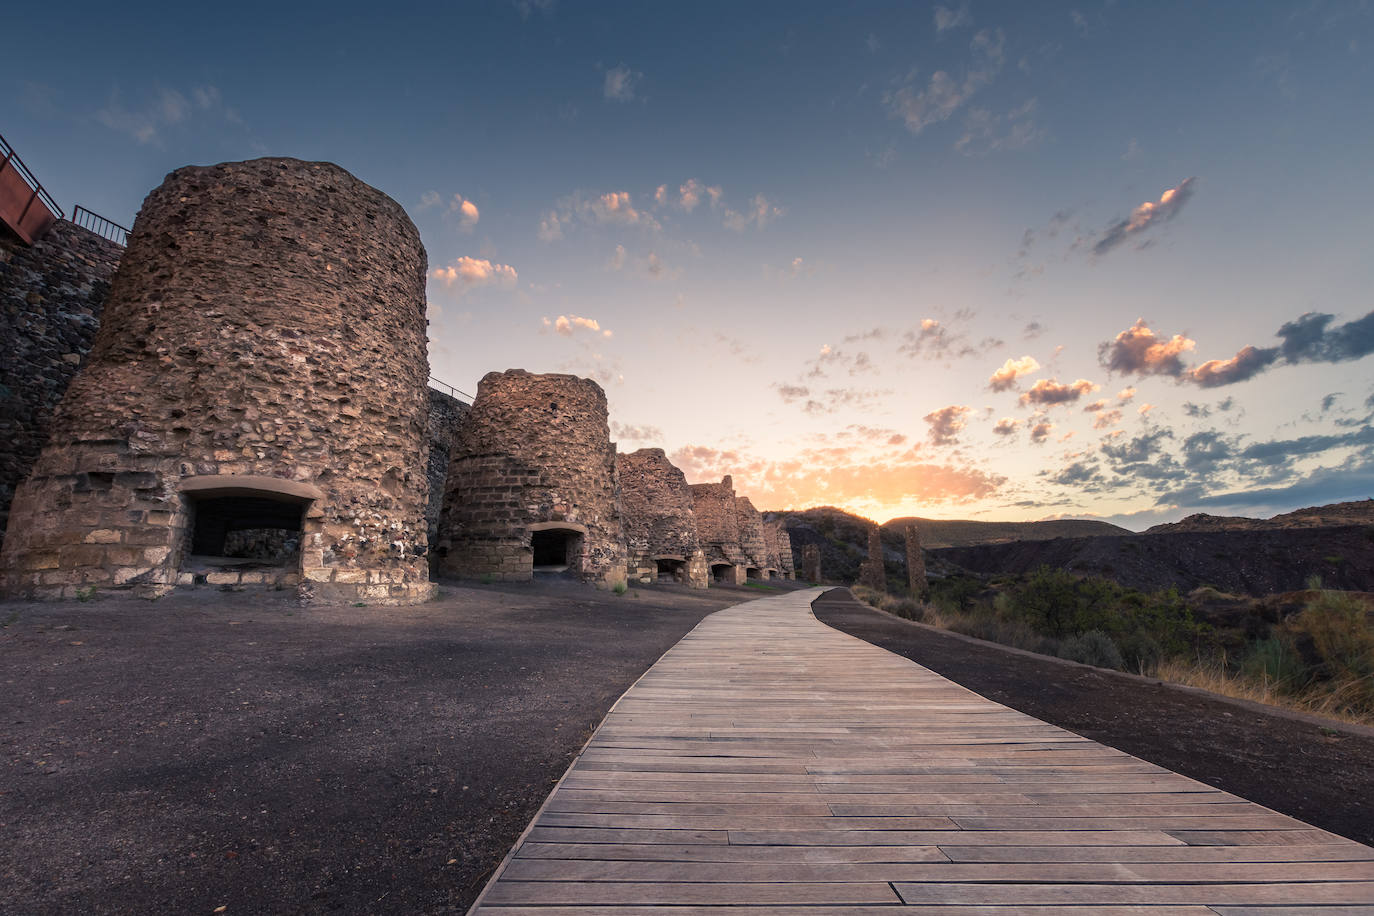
[0,132,63,244]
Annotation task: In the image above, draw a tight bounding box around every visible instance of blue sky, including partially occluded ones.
[5,1,1373,528]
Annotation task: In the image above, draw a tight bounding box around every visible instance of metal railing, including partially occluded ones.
[428,376,473,403]
[71,204,129,246]
[0,132,64,241]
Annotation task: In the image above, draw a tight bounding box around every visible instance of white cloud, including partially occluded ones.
[545,314,613,339]
[430,257,517,297]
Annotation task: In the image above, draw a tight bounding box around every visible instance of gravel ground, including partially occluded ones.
[812,588,1374,848]
[0,578,773,915]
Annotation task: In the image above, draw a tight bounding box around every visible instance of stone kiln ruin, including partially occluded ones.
[618,448,708,587]
[435,370,627,586]
[0,158,434,603]
[734,496,771,580]
[764,519,795,580]
[689,476,747,585]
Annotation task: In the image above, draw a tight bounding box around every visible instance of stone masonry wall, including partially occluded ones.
[688,476,746,583]
[764,519,795,579]
[0,220,123,551]
[0,158,434,604]
[618,448,707,587]
[734,496,769,575]
[426,388,469,557]
[435,370,627,586]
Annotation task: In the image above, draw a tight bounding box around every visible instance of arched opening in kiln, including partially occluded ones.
[764,567,778,580]
[190,496,304,563]
[710,562,734,583]
[179,476,322,584]
[746,566,762,580]
[531,527,582,573]
[655,557,686,583]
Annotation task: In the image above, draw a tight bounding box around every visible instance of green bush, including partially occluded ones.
[1057,630,1124,670]
[1240,636,1307,691]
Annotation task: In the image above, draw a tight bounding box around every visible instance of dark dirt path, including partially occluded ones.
[812,588,1374,848]
[0,579,777,915]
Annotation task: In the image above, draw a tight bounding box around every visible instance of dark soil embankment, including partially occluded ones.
[933,525,1374,596]
[813,589,1374,848]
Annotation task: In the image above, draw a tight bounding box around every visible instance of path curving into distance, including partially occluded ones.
[470,587,1374,913]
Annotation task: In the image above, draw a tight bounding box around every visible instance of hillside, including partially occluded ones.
[768,506,1128,587]
[932,525,1374,596]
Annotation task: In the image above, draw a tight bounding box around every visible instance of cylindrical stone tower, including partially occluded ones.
[435,370,627,586]
[619,448,707,587]
[0,158,434,604]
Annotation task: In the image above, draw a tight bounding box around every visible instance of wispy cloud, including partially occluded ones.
[886,28,1004,136]
[1091,177,1197,256]
[934,3,972,33]
[603,64,641,101]
[96,84,236,146]
[724,193,783,231]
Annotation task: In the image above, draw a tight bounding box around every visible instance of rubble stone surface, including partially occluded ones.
[435,370,627,586]
[618,448,707,587]
[0,221,122,550]
[426,388,469,559]
[0,158,434,603]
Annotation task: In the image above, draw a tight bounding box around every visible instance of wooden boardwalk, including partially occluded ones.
[470,587,1374,913]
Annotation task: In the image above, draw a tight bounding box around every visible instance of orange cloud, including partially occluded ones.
[669,443,1005,517]
[429,257,517,296]
[1020,377,1099,406]
[1099,319,1196,377]
[988,355,1040,391]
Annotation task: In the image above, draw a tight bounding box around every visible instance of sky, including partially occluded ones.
[4,1,1373,529]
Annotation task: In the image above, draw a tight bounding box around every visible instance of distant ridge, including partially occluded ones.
[882,515,1130,549]
[1145,498,1374,534]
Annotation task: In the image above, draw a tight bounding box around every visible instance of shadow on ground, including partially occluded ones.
[0,578,777,915]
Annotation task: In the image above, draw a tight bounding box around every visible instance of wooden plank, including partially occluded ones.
[480,880,902,906]
[468,588,1374,914]
[892,882,1374,905]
